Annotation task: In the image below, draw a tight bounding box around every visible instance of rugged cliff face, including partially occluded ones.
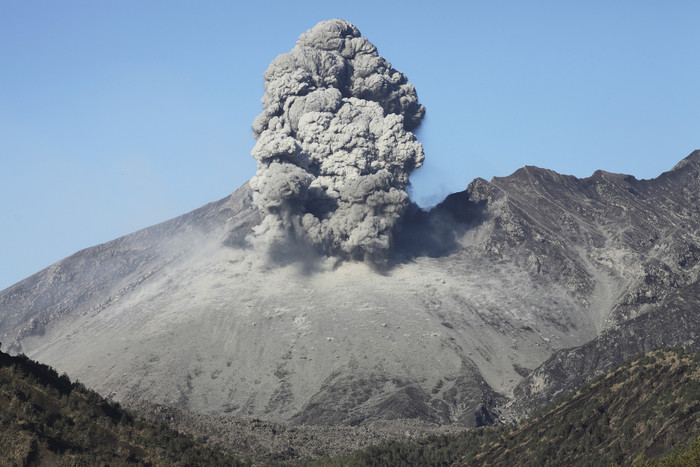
[0,151,698,426]
[477,150,700,419]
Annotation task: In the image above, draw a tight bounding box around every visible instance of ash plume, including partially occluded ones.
[249,19,425,263]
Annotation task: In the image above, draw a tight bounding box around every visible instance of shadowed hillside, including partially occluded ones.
[0,347,244,466]
[2,311,700,466]
[313,348,700,466]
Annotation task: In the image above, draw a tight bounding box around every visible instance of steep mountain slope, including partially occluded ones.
[507,281,700,420]
[0,348,242,465]
[0,150,698,426]
[317,348,700,466]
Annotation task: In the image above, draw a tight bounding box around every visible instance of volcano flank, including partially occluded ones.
[1,20,699,431]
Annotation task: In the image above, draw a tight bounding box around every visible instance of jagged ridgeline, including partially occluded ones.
[0,349,243,466]
[249,19,425,263]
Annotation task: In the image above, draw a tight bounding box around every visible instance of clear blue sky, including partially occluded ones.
[1,1,699,290]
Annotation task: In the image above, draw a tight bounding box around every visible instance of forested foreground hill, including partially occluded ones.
[0,348,244,466]
[3,347,700,466]
[314,348,700,466]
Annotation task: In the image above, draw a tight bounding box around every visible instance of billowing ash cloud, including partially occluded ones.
[249,19,425,262]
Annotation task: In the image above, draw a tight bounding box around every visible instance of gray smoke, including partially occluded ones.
[249,19,425,262]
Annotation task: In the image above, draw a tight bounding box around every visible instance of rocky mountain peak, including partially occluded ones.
[0,151,698,428]
[670,148,700,171]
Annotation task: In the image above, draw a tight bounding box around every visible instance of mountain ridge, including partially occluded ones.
[1,150,698,427]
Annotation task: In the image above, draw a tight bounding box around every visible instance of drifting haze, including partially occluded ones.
[250,19,425,262]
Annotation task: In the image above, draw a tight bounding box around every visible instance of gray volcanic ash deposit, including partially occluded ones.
[249,19,425,262]
[2,151,699,428]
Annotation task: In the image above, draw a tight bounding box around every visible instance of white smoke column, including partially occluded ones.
[249,19,425,262]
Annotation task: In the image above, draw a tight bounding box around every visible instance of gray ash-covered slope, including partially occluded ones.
[476,149,700,419]
[0,187,259,345]
[1,151,699,427]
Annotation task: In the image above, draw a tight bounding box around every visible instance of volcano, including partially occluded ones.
[1,150,699,426]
